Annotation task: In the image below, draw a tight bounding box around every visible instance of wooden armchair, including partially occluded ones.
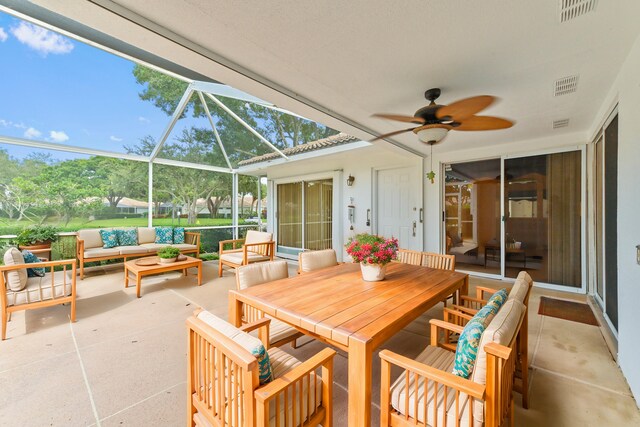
[218,230,275,277]
[380,300,526,427]
[1,248,77,340]
[444,271,533,408]
[236,261,304,348]
[395,249,423,266]
[187,309,335,427]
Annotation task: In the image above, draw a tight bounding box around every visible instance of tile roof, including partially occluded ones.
[237,132,360,166]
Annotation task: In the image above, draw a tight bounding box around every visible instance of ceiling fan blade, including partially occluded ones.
[370,127,417,141]
[436,95,496,121]
[372,113,425,124]
[453,116,514,131]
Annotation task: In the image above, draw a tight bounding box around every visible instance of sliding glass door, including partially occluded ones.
[443,148,584,289]
[276,178,333,257]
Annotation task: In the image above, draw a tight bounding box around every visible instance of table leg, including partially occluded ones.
[197,264,202,286]
[136,274,142,298]
[228,293,243,327]
[124,266,129,288]
[348,338,372,427]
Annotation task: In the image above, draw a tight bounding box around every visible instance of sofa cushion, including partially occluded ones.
[171,243,197,252]
[173,227,185,244]
[299,249,338,273]
[391,346,471,426]
[84,247,121,259]
[99,229,119,248]
[452,318,485,379]
[3,247,28,291]
[197,310,273,384]
[78,228,104,249]
[155,226,173,244]
[5,271,73,306]
[22,249,45,277]
[509,272,533,303]
[137,227,156,244]
[116,228,138,246]
[236,260,289,290]
[140,243,170,252]
[220,251,270,265]
[118,246,150,255]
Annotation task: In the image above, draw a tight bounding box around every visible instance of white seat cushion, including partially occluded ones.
[5,271,73,306]
[390,346,473,427]
[140,243,170,252]
[137,227,156,244]
[299,249,338,273]
[3,247,27,291]
[236,260,289,290]
[118,246,150,255]
[77,228,106,249]
[220,251,270,265]
[171,243,198,251]
[84,247,121,259]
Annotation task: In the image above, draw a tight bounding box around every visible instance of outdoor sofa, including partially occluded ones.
[76,227,200,279]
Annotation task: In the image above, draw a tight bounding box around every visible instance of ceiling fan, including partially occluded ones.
[372,88,514,145]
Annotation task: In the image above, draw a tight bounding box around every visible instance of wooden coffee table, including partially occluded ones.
[124,255,203,298]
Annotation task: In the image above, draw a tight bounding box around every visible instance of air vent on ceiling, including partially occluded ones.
[559,0,597,23]
[553,119,570,129]
[554,75,579,96]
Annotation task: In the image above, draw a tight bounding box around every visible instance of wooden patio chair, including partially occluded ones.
[297,249,338,274]
[218,230,275,277]
[187,309,335,427]
[444,271,534,408]
[236,260,304,348]
[1,247,77,340]
[380,299,526,427]
[396,249,423,266]
[421,252,456,306]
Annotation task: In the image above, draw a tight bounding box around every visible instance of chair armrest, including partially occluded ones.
[184,232,201,247]
[239,317,271,348]
[460,295,487,310]
[254,348,336,403]
[379,349,485,400]
[449,304,479,315]
[219,238,245,254]
[0,258,77,272]
[443,307,474,326]
[475,286,500,300]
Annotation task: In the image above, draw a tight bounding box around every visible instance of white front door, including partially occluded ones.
[376,167,422,250]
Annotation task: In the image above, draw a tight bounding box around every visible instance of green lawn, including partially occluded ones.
[0,217,261,235]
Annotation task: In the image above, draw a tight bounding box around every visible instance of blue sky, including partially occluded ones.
[0,11,180,160]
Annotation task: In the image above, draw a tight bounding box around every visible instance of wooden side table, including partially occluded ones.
[124,255,203,298]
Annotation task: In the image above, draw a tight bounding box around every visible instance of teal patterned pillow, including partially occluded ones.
[472,303,497,328]
[155,227,173,244]
[486,288,509,314]
[99,229,119,248]
[452,319,486,378]
[252,343,274,385]
[116,229,138,246]
[22,250,45,277]
[173,227,185,244]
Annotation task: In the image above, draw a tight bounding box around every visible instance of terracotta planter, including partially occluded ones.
[18,242,51,251]
[360,262,387,281]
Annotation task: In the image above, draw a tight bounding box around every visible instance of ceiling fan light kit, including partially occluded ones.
[415,124,451,144]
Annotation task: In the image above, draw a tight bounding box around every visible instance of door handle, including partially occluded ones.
[412,221,417,237]
[419,208,424,223]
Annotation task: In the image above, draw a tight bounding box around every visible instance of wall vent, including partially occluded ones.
[554,75,579,96]
[553,119,570,129]
[559,0,597,23]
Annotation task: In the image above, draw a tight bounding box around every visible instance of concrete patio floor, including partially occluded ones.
[0,260,638,426]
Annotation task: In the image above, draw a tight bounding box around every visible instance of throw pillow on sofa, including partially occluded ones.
[173,227,185,244]
[99,229,119,248]
[22,250,45,277]
[116,228,138,246]
[155,227,173,244]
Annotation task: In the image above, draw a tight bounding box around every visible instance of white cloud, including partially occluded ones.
[138,116,150,123]
[24,127,42,139]
[0,28,7,42]
[13,122,26,130]
[11,22,73,56]
[110,135,123,142]
[0,119,9,127]
[49,130,69,143]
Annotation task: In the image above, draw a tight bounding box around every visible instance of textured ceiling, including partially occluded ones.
[23,0,640,155]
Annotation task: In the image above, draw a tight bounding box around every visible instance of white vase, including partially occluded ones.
[360,262,387,281]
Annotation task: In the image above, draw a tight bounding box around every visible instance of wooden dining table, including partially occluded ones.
[228,261,469,427]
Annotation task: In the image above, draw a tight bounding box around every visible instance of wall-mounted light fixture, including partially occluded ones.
[347,174,355,187]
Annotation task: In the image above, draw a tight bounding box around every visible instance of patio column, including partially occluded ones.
[232,172,238,239]
[148,162,153,228]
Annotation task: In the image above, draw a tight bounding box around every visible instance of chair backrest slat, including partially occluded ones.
[421,252,455,271]
[397,249,423,266]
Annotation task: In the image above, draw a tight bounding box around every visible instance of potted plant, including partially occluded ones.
[345,233,399,281]
[14,225,59,252]
[158,246,181,264]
